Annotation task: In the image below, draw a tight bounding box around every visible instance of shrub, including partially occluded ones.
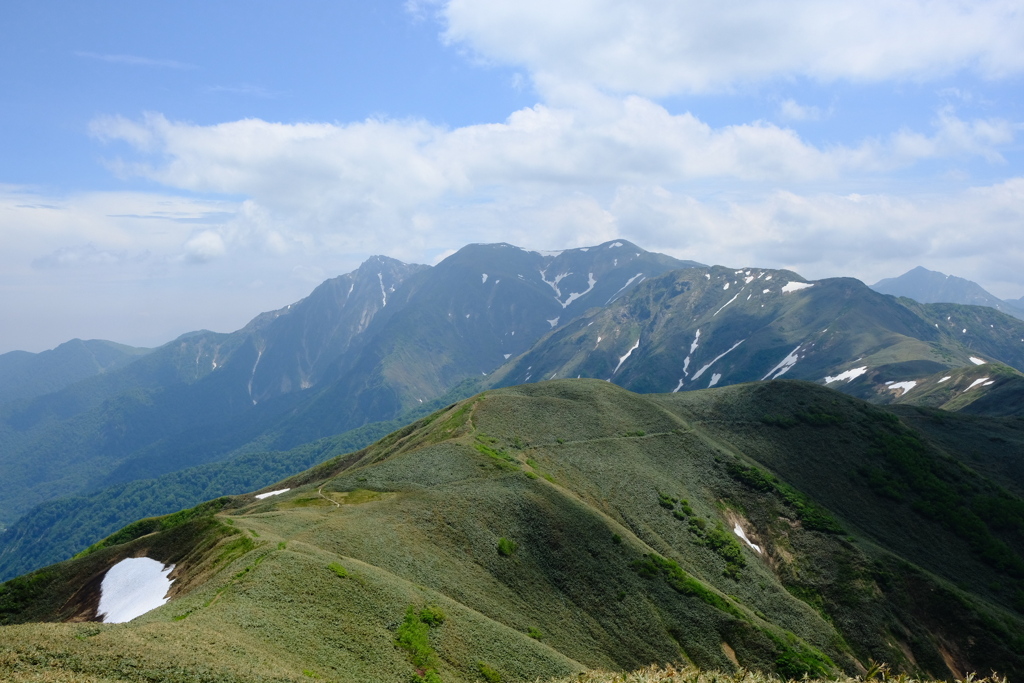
[527,626,543,640]
[328,562,348,578]
[418,605,446,626]
[478,661,502,682]
[497,537,518,557]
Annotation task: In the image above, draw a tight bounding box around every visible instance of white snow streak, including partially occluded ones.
[781,281,813,293]
[98,558,174,624]
[938,376,952,383]
[561,273,597,308]
[733,524,762,553]
[673,379,684,393]
[709,373,722,387]
[823,366,868,384]
[692,340,745,380]
[762,345,801,380]
[690,329,701,354]
[970,356,986,365]
[713,293,740,317]
[377,273,387,307]
[482,273,488,284]
[547,317,560,328]
[609,241,623,248]
[606,272,644,304]
[964,377,990,392]
[614,338,641,374]
[889,381,918,394]
[255,488,290,500]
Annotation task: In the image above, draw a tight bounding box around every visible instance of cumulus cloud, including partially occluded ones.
[433,0,1024,97]
[87,102,1016,258]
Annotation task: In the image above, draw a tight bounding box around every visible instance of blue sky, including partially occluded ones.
[2,0,1023,352]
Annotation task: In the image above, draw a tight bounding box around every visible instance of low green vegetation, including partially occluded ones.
[726,461,843,533]
[395,604,446,682]
[478,660,502,682]
[632,553,743,619]
[497,537,518,557]
[328,562,348,578]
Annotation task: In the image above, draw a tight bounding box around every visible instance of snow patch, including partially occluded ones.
[762,345,801,380]
[763,289,771,294]
[682,356,690,375]
[539,269,570,300]
[377,272,387,307]
[964,378,990,392]
[889,381,918,395]
[823,366,868,384]
[765,275,772,281]
[744,276,754,284]
[723,282,730,290]
[673,379,684,393]
[481,273,488,284]
[938,376,952,383]
[970,357,986,365]
[255,488,290,500]
[733,524,762,553]
[614,338,640,374]
[704,273,710,280]
[690,329,701,354]
[983,380,995,386]
[561,273,597,307]
[503,353,511,359]
[709,373,722,388]
[606,272,644,304]
[781,281,813,293]
[547,317,560,328]
[713,293,740,316]
[98,557,174,624]
[609,241,623,248]
[692,340,745,380]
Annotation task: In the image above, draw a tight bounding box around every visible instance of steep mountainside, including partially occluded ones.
[281,241,699,442]
[488,267,1024,397]
[871,266,1024,320]
[0,257,424,528]
[1,380,1021,683]
[0,242,689,531]
[0,339,151,406]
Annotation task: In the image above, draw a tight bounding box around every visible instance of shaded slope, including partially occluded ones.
[2,380,1022,682]
[0,339,151,407]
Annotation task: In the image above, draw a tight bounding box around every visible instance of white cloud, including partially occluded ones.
[87,103,1015,256]
[435,0,1024,97]
[74,51,197,70]
[778,99,824,122]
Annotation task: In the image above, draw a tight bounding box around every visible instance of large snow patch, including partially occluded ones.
[98,557,174,623]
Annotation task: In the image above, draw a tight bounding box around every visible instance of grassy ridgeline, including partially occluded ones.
[2,379,1023,682]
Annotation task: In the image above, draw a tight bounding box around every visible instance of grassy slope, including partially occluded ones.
[1,380,1022,682]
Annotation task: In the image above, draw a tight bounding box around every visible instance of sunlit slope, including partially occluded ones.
[2,380,1023,682]
[489,268,1024,398]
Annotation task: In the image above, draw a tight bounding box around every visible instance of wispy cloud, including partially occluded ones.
[205,84,282,98]
[74,51,197,70]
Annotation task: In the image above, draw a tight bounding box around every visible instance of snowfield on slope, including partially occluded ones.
[98,557,175,624]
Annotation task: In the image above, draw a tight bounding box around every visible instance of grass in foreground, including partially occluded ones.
[542,665,1009,683]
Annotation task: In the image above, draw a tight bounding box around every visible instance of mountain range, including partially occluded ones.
[2,241,1023,586]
